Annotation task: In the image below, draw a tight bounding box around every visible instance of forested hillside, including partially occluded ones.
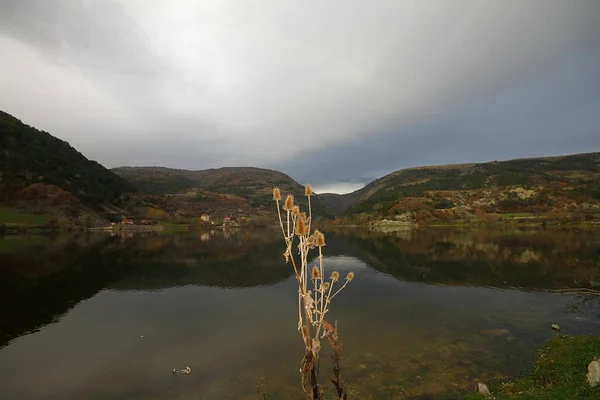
[0,110,133,205]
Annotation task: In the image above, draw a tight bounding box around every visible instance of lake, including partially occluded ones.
[1,228,599,399]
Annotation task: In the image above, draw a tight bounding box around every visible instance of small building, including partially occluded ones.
[121,219,134,225]
[200,214,210,222]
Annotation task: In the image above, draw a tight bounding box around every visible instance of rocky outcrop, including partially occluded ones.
[369,216,417,232]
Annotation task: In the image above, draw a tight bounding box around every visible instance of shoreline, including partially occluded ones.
[466,335,600,399]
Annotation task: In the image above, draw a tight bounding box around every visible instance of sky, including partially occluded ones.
[1,1,599,194]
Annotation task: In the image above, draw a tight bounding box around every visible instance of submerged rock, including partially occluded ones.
[477,382,491,395]
[551,324,560,331]
[587,359,600,388]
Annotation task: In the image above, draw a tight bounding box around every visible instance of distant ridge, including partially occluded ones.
[325,152,600,219]
[112,165,335,218]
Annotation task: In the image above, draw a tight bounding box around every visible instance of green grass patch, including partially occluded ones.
[466,335,600,400]
[566,172,585,180]
[158,221,190,230]
[0,206,49,225]
[498,212,535,219]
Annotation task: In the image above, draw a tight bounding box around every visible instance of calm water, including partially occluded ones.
[1,228,599,399]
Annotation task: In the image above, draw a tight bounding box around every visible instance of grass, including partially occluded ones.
[566,172,585,180]
[466,335,600,400]
[0,206,49,225]
[158,221,190,230]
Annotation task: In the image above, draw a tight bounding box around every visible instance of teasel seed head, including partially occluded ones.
[283,194,294,211]
[292,205,300,216]
[314,230,325,247]
[305,184,313,196]
[273,187,281,201]
[346,271,355,281]
[302,222,310,236]
[323,281,330,290]
[295,214,309,236]
[331,271,340,282]
[312,266,320,280]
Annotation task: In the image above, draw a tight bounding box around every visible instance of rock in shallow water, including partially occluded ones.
[587,359,600,388]
[477,383,490,395]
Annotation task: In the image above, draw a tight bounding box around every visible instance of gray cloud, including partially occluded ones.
[0,0,155,74]
[282,44,600,185]
[1,0,599,192]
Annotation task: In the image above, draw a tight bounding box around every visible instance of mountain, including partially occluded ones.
[3,108,599,228]
[0,111,133,204]
[0,110,134,227]
[318,192,364,216]
[322,153,600,222]
[112,166,335,218]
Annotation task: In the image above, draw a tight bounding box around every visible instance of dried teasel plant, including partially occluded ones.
[273,185,353,400]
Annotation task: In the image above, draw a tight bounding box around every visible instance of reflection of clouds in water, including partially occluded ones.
[321,255,367,272]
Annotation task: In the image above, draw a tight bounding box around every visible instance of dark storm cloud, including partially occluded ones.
[282,42,600,188]
[0,1,599,192]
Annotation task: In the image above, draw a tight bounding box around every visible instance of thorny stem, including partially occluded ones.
[276,199,285,239]
[315,245,325,339]
[307,193,312,233]
[286,208,290,243]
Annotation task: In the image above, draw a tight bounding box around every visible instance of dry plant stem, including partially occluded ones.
[275,199,285,239]
[256,379,269,400]
[307,193,312,233]
[273,186,353,400]
[330,339,347,399]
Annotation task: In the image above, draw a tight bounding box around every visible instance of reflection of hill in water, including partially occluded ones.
[0,229,287,347]
[114,228,600,291]
[3,228,599,349]
[110,230,291,290]
[340,228,600,290]
[0,234,134,348]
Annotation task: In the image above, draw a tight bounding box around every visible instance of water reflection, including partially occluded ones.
[0,229,288,349]
[0,228,599,400]
[109,229,291,290]
[0,234,129,348]
[339,228,600,290]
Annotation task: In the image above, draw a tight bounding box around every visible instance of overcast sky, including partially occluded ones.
[1,1,599,194]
